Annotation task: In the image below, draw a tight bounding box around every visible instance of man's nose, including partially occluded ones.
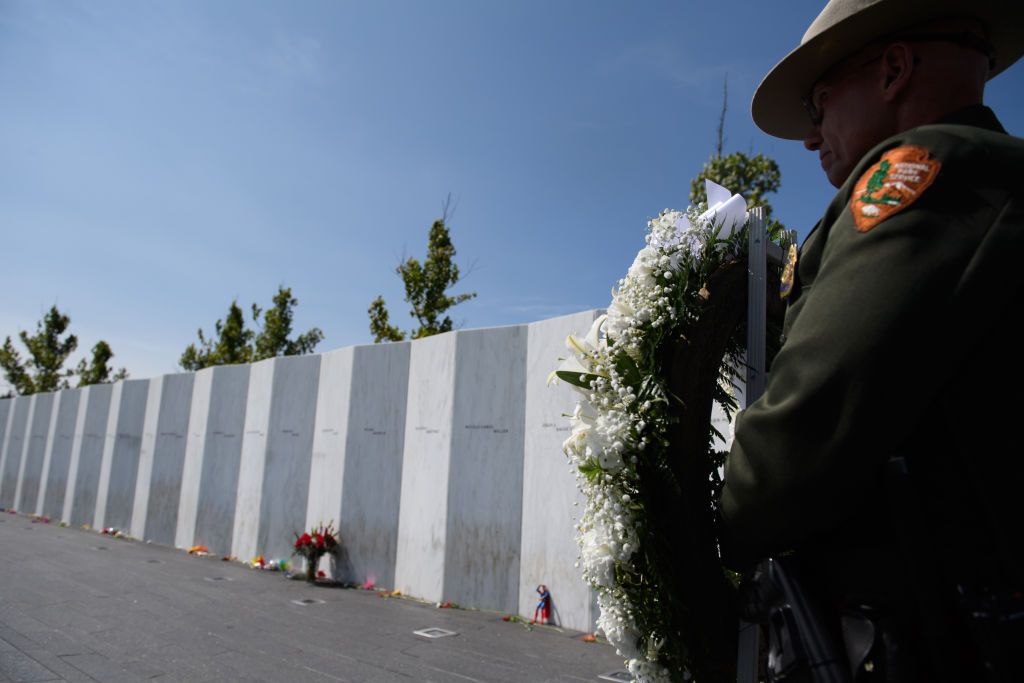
[803,126,823,151]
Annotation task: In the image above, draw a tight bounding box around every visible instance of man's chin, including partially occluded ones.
[824,162,848,188]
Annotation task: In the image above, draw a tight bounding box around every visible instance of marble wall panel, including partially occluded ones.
[68,384,113,526]
[394,332,457,602]
[0,400,11,473]
[520,310,602,632]
[93,380,149,531]
[1,397,32,509]
[178,365,249,554]
[132,374,194,543]
[8,395,37,511]
[35,392,62,515]
[255,354,320,561]
[39,389,82,519]
[443,325,528,613]
[13,392,55,514]
[131,379,165,539]
[231,359,275,561]
[143,373,194,544]
[0,399,13,505]
[304,347,353,536]
[335,343,410,587]
[92,382,124,529]
[176,368,210,549]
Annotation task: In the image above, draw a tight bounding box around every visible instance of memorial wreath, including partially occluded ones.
[555,182,784,682]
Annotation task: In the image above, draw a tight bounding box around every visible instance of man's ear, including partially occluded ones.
[880,42,915,101]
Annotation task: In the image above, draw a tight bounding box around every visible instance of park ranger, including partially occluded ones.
[719,0,1024,680]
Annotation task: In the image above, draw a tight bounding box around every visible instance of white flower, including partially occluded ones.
[553,189,748,683]
[605,295,635,340]
[627,246,660,288]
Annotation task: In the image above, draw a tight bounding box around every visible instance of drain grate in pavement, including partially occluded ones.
[413,627,458,639]
[145,559,163,564]
[291,598,326,606]
[598,672,632,682]
[203,576,233,582]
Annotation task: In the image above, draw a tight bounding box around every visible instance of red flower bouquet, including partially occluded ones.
[292,522,339,582]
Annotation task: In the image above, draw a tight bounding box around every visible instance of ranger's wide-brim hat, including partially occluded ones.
[752,0,1024,140]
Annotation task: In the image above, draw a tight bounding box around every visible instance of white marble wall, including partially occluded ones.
[334,343,410,586]
[177,364,250,554]
[304,347,354,551]
[0,310,638,629]
[231,356,320,561]
[394,331,457,602]
[0,395,31,509]
[67,384,114,526]
[0,399,12,485]
[231,358,275,561]
[131,379,165,539]
[444,325,528,613]
[520,310,602,632]
[255,355,321,560]
[13,391,55,514]
[131,373,194,543]
[94,379,149,531]
[38,389,82,519]
[34,393,61,515]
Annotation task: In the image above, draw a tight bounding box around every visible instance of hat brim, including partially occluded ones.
[752,1,1024,140]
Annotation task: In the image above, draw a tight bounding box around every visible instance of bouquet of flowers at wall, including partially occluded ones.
[292,522,340,583]
[554,182,783,683]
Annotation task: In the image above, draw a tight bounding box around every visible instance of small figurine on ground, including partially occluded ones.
[532,584,551,625]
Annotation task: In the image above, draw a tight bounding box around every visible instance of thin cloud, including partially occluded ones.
[603,40,730,89]
[261,34,325,84]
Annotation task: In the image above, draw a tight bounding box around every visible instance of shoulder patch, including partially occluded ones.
[850,145,941,233]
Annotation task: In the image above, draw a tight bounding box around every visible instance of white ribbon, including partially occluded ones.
[672,179,749,238]
[699,179,748,235]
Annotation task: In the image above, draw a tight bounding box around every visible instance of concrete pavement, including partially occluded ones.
[0,512,627,682]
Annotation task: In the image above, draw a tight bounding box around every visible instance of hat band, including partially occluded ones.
[878,31,995,69]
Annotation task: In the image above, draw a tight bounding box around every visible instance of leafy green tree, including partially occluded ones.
[75,341,129,387]
[1,305,128,396]
[689,76,785,227]
[253,287,324,360]
[367,296,406,343]
[0,306,76,395]
[180,286,323,371]
[689,151,782,222]
[369,199,476,342]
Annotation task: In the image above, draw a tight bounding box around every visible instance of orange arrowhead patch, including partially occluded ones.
[851,145,941,233]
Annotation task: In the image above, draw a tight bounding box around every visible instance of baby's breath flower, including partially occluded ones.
[555,199,746,682]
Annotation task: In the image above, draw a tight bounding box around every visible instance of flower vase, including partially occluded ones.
[306,557,318,583]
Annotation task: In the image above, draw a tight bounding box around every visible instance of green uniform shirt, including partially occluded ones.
[720,107,1024,586]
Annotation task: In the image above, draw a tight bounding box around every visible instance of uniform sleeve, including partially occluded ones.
[719,149,1003,567]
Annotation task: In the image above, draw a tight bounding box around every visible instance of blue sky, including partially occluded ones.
[3,1,1023,388]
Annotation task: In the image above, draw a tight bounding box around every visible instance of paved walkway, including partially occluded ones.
[0,512,627,682]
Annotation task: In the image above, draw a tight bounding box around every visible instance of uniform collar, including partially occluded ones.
[800,105,1007,249]
[935,105,1007,134]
